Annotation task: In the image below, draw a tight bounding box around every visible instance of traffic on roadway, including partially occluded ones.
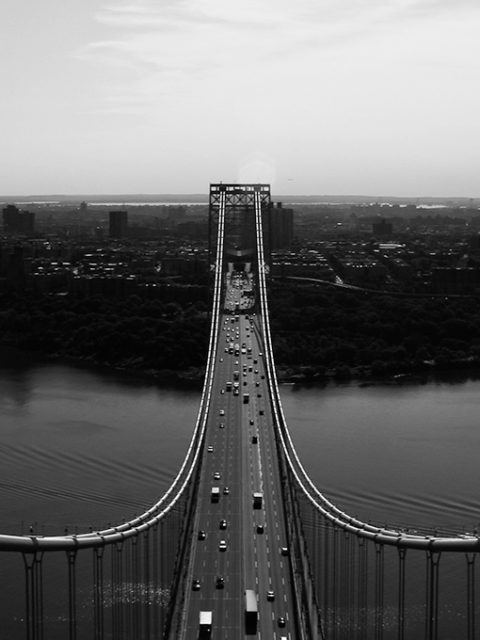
[180,273,296,639]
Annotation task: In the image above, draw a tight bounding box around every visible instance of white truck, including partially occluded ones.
[199,610,212,636]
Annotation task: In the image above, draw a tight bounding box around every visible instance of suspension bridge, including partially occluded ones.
[0,183,479,640]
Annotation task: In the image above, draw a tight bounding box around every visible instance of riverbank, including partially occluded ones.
[4,342,480,393]
[275,358,480,387]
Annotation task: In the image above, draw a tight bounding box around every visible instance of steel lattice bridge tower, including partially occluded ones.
[0,183,479,639]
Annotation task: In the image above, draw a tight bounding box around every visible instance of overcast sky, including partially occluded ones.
[1,0,479,196]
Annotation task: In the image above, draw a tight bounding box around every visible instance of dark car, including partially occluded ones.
[216,576,225,589]
[198,530,206,540]
[219,519,227,530]
[192,579,201,591]
[278,616,286,627]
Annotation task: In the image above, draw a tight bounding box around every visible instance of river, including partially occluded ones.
[1,353,480,638]
[0,351,478,536]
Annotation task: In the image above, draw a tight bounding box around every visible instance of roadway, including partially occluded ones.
[180,307,296,639]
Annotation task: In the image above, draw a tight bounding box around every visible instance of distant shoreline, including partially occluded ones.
[1,193,479,207]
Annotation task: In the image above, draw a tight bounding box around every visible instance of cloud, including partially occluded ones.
[74,0,480,117]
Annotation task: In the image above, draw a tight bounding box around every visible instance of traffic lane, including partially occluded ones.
[244,356,278,638]
[184,328,244,636]
[187,447,242,627]
[246,322,294,634]
[215,325,248,633]
[250,396,280,638]
[258,386,294,634]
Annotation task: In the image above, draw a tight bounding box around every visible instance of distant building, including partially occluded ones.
[109,210,128,238]
[2,204,35,235]
[268,203,294,250]
[372,218,393,238]
[432,267,480,294]
[6,245,28,289]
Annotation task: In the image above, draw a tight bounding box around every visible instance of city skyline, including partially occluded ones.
[2,0,480,197]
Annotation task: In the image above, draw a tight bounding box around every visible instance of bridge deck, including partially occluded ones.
[180,311,295,639]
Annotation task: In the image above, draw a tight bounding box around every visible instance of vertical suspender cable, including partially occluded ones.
[93,546,104,640]
[466,553,475,640]
[374,543,384,640]
[143,530,151,640]
[397,548,406,640]
[66,549,77,640]
[426,551,441,640]
[357,537,368,640]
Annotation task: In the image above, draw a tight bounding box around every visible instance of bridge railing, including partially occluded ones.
[0,193,227,640]
[254,192,480,639]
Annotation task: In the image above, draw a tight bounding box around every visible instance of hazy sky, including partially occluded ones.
[1,0,480,196]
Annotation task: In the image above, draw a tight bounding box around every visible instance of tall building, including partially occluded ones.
[109,210,128,239]
[267,203,294,250]
[2,204,35,235]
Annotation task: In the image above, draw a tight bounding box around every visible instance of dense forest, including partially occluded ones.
[268,283,480,380]
[1,283,480,383]
[0,287,210,384]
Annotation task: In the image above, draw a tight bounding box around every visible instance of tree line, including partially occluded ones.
[268,283,480,380]
[1,282,480,383]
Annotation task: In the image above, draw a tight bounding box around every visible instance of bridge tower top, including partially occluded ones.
[209,183,271,209]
